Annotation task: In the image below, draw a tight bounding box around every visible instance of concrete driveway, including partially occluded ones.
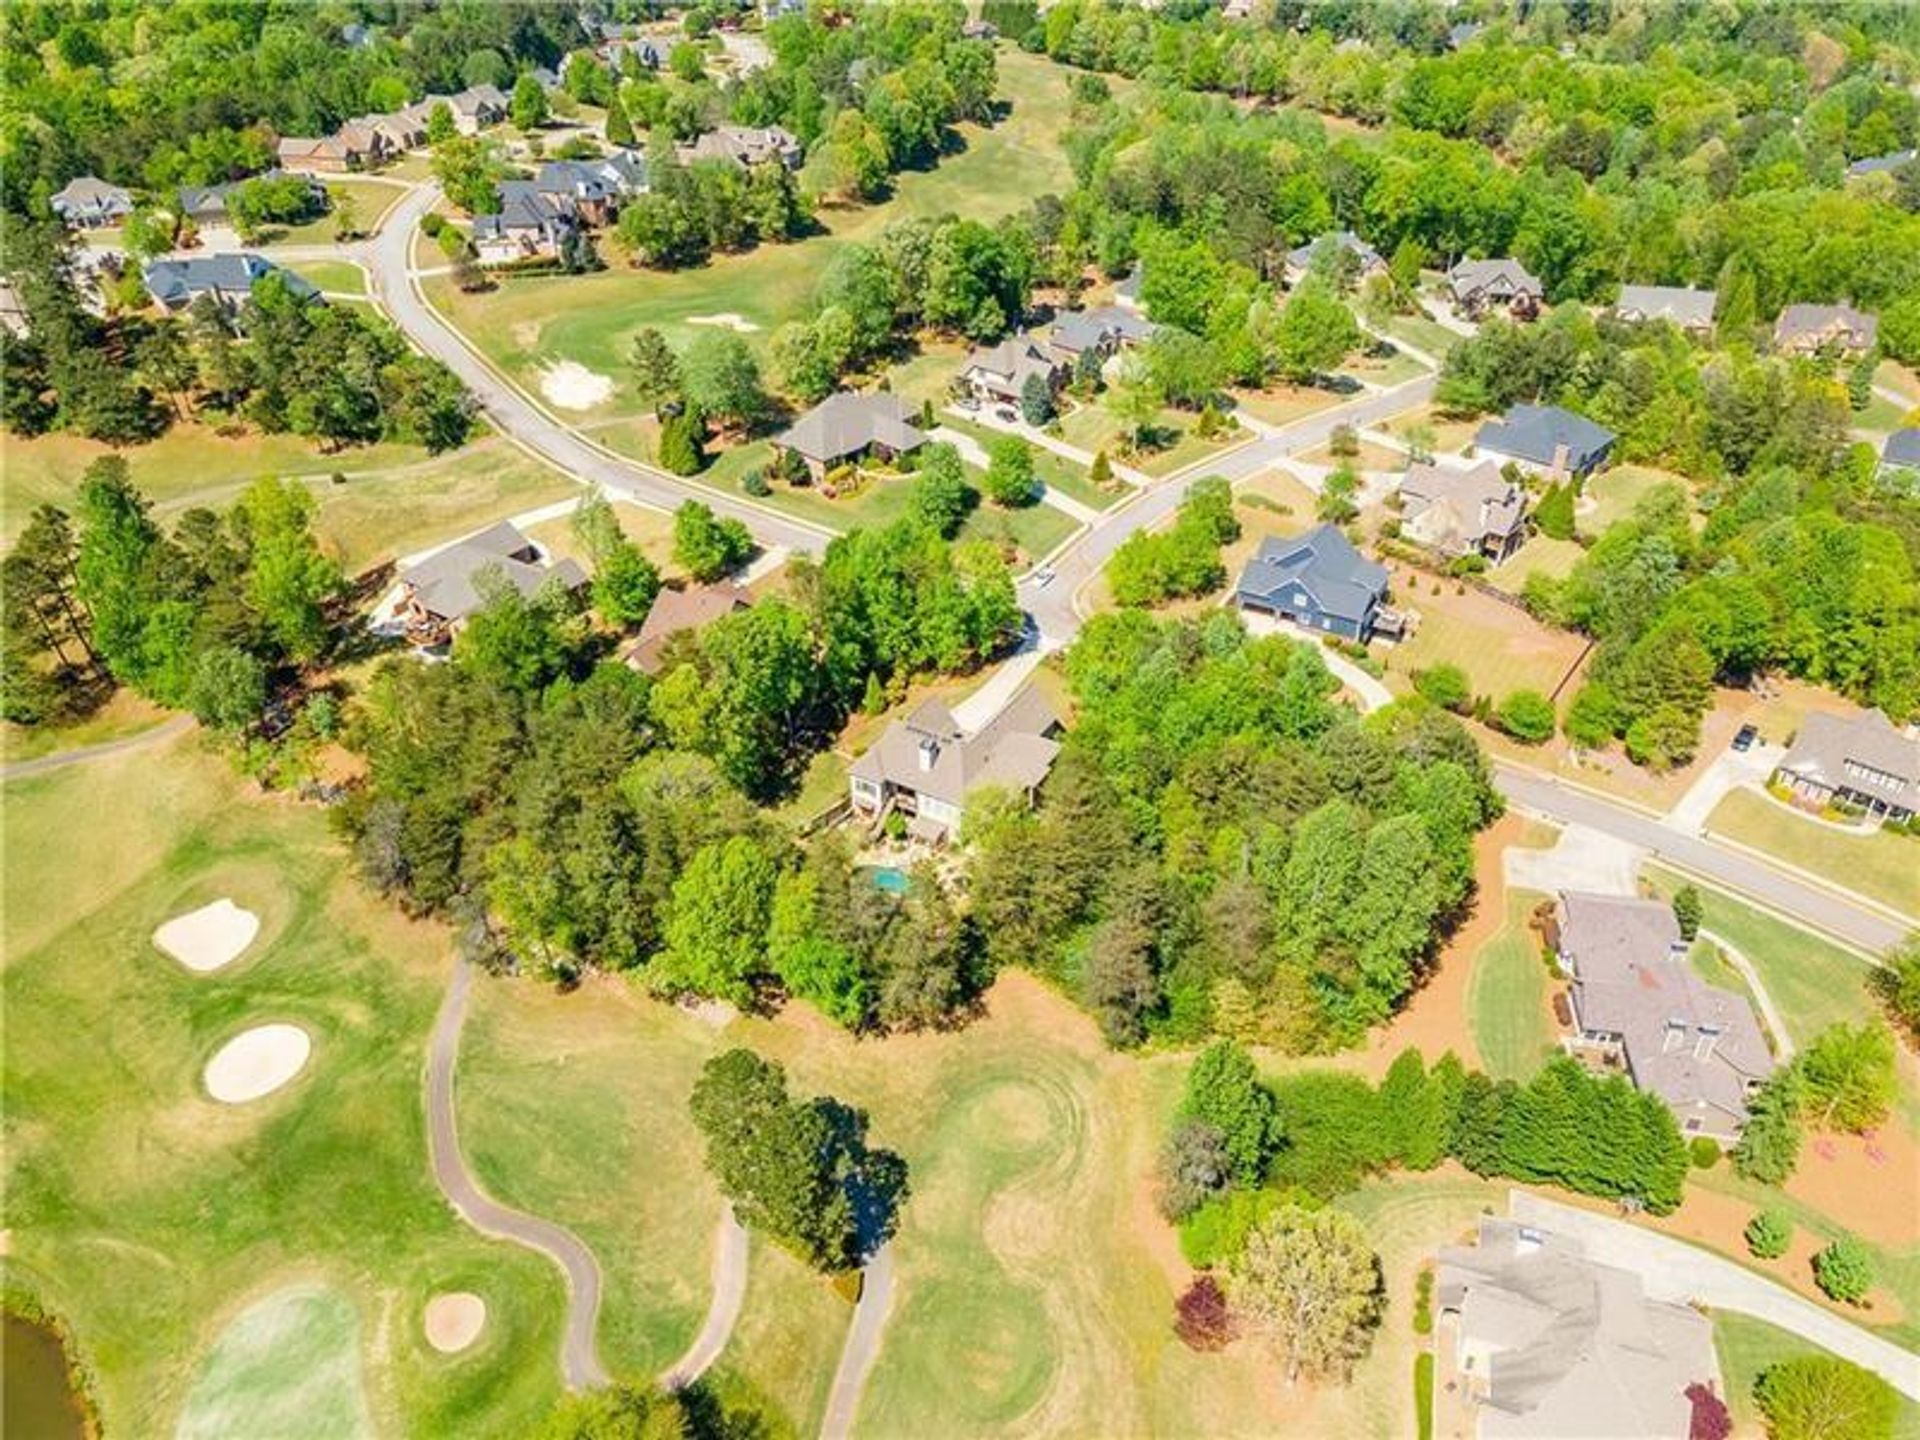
[1509,1192,1920,1401]
[1665,740,1783,834]
[1502,822,1646,897]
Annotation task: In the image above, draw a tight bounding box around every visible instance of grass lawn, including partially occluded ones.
[423,50,1078,423]
[1856,390,1909,435]
[883,343,970,409]
[1876,360,1920,407]
[1380,403,1481,459]
[1379,313,1465,362]
[1578,464,1682,539]
[1297,438,1406,471]
[960,500,1077,566]
[287,259,367,296]
[1230,383,1345,428]
[1,737,567,1438]
[0,689,172,767]
[1703,789,1920,918]
[1343,348,1432,387]
[258,179,406,245]
[1378,569,1589,704]
[523,496,677,576]
[1055,403,1245,480]
[1464,890,1558,1083]
[936,415,1120,512]
[771,749,850,830]
[1713,1313,1920,1438]
[1486,532,1585,594]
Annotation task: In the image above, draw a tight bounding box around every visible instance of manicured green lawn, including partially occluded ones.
[288,259,367,296]
[1465,890,1558,1083]
[257,179,405,245]
[1487,532,1585,594]
[177,1284,370,1440]
[1703,789,1920,919]
[935,415,1120,511]
[1379,313,1465,361]
[1054,402,1245,480]
[1713,1314,1920,1438]
[959,500,1077,566]
[1378,582,1589,706]
[424,50,1078,422]
[1578,465,1681,539]
[1,738,567,1438]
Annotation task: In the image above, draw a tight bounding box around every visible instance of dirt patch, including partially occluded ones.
[1503,823,1643,897]
[1785,1124,1920,1248]
[679,997,739,1030]
[510,320,542,349]
[154,898,261,973]
[203,1023,312,1103]
[538,360,615,411]
[423,1292,487,1353]
[687,312,761,333]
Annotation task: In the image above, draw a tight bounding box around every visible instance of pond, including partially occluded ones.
[3,1312,87,1440]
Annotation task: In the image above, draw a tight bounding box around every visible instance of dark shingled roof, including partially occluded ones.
[1235,523,1388,626]
[1474,404,1615,471]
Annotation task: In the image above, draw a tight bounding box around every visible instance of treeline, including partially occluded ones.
[4,459,342,734]
[345,511,1020,1019]
[1,2,582,204]
[967,611,1502,1049]
[1163,1043,1689,1268]
[614,154,810,269]
[1035,6,1920,361]
[2,221,475,452]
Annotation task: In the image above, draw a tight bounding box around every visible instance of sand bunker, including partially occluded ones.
[154,898,261,973]
[204,1024,312,1104]
[423,1292,487,1354]
[687,312,761,333]
[539,360,615,410]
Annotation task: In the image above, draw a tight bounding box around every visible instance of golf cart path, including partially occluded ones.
[1,713,196,781]
[820,1242,896,1440]
[660,1206,749,1392]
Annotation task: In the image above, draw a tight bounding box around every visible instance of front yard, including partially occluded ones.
[1055,402,1248,479]
[1703,788,1920,918]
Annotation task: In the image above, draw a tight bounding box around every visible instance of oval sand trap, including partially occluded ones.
[204,1024,312,1103]
[155,898,261,973]
[423,1292,487,1354]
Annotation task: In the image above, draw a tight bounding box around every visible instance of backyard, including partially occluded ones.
[1377,568,1590,706]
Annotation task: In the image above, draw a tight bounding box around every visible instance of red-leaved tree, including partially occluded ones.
[1174,1275,1235,1352]
[1687,1382,1732,1440]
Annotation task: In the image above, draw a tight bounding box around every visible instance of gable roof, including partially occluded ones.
[1398,460,1526,549]
[50,175,134,222]
[475,181,576,239]
[400,522,585,623]
[1049,305,1156,355]
[1286,229,1383,273]
[775,392,927,465]
[1474,403,1615,470]
[1615,284,1717,329]
[849,684,1061,809]
[1773,302,1878,347]
[143,253,317,307]
[1883,428,1920,469]
[1235,523,1388,625]
[1437,1218,1714,1440]
[622,583,750,673]
[535,152,648,203]
[1447,256,1542,299]
[679,125,801,168]
[962,333,1062,391]
[1779,708,1920,796]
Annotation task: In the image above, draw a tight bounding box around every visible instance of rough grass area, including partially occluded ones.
[1577,464,1683,539]
[1379,313,1465,361]
[1703,789,1920,918]
[1,737,566,1437]
[1055,402,1247,479]
[1230,383,1345,428]
[0,689,172,766]
[1465,890,1557,1083]
[424,51,1077,422]
[176,1284,370,1440]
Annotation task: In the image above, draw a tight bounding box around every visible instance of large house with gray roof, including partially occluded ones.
[1447,257,1542,319]
[397,521,585,646]
[533,152,649,226]
[1398,460,1528,563]
[1474,403,1614,481]
[1435,1216,1718,1439]
[143,253,317,313]
[958,333,1066,406]
[1613,284,1717,336]
[50,175,134,229]
[1772,707,1920,823]
[775,391,927,481]
[1284,230,1385,286]
[848,686,1062,843]
[1046,305,1156,366]
[473,182,578,265]
[1553,891,1775,1142]
[1773,302,1878,356]
[1234,524,1392,641]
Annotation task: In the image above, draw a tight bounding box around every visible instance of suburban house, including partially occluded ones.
[957,333,1067,406]
[1553,891,1775,1142]
[533,152,649,226]
[396,522,586,646]
[176,170,324,229]
[620,583,750,675]
[1613,284,1717,336]
[277,130,382,174]
[1047,305,1156,366]
[1772,707,1920,823]
[442,84,509,134]
[50,175,134,228]
[848,686,1062,843]
[1397,460,1529,563]
[774,391,928,481]
[1284,230,1386,286]
[472,182,578,265]
[1234,523,1393,642]
[1474,403,1615,481]
[678,125,803,169]
[1881,427,1920,484]
[1447,257,1543,319]
[1773,302,1879,356]
[347,108,428,154]
[142,253,317,313]
[1847,148,1917,178]
[1434,1216,1718,1440]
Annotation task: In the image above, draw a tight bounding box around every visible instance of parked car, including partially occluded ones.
[1731,724,1758,752]
[1032,566,1056,588]
[994,405,1018,423]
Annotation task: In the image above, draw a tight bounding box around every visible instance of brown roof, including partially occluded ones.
[1398,459,1526,550]
[621,583,750,674]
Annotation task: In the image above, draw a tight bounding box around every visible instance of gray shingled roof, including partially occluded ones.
[1847,148,1917,177]
[1615,284,1717,329]
[776,391,926,465]
[1773,302,1878,347]
[1474,404,1615,471]
[1048,305,1156,356]
[400,522,585,623]
[849,685,1061,810]
[1448,256,1543,301]
[50,175,134,224]
[1235,524,1388,626]
[474,181,575,240]
[1884,427,1920,469]
[1285,230,1382,273]
[143,253,317,308]
[535,152,648,204]
[1779,708,1920,796]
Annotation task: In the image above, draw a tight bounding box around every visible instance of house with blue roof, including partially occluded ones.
[1234,524,1391,642]
[1474,403,1615,481]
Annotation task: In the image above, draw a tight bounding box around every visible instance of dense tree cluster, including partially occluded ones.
[1107,476,1239,607]
[969,611,1500,1048]
[1733,1020,1900,1184]
[615,155,809,269]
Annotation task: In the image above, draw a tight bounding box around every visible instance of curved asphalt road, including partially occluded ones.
[426,961,610,1390]
[365,185,833,559]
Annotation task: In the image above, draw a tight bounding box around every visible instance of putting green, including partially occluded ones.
[177,1283,371,1440]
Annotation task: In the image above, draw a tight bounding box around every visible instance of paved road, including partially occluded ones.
[1510,1192,1920,1400]
[426,961,610,1390]
[0,713,195,782]
[819,1243,896,1440]
[660,1206,749,1392]
[365,185,834,559]
[1494,764,1909,956]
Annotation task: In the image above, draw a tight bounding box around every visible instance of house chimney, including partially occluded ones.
[1551,442,1571,477]
[917,735,938,772]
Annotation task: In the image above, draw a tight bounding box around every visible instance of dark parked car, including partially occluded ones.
[1731,724,1758,752]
